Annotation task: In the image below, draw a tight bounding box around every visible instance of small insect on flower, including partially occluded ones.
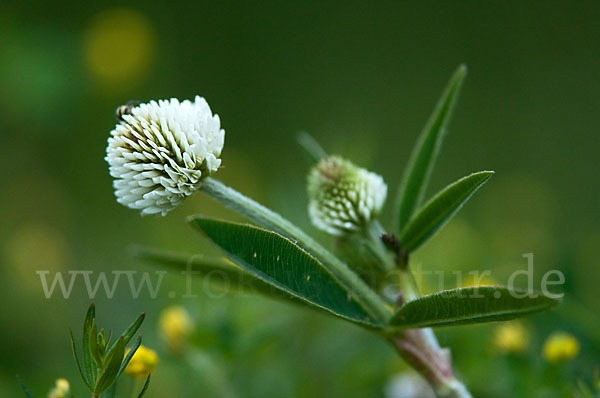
[307,155,387,235]
[542,331,580,363]
[124,345,159,379]
[106,96,225,215]
[115,99,141,122]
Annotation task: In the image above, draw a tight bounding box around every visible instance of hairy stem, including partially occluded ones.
[390,329,471,398]
[363,220,470,397]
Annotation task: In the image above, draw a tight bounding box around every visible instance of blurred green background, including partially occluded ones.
[1,1,598,396]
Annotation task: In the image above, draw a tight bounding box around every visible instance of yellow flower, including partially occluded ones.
[124,345,158,379]
[493,322,529,354]
[461,273,496,288]
[48,378,70,398]
[84,8,154,90]
[542,332,579,363]
[158,306,194,353]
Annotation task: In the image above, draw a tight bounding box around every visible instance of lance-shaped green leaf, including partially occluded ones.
[390,286,559,329]
[134,246,297,303]
[94,337,125,394]
[191,217,382,327]
[118,335,142,378]
[199,178,391,324]
[88,320,103,368]
[399,171,493,252]
[69,329,92,389]
[137,375,151,398]
[81,304,96,384]
[105,312,145,360]
[394,65,467,233]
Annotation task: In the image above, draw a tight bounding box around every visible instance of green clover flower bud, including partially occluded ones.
[307,156,387,235]
[106,96,225,216]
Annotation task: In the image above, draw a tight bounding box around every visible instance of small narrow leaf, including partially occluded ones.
[106,312,145,359]
[84,303,96,327]
[88,321,103,368]
[117,335,142,378]
[69,329,92,389]
[192,217,381,327]
[399,171,493,251]
[81,305,96,384]
[95,337,125,394]
[390,286,559,329]
[122,313,145,345]
[137,375,151,398]
[394,65,467,233]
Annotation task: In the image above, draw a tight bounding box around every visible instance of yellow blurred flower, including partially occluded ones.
[461,272,496,288]
[124,345,158,379]
[493,322,529,354]
[5,223,70,291]
[83,8,154,89]
[47,378,70,398]
[542,332,579,363]
[159,306,194,353]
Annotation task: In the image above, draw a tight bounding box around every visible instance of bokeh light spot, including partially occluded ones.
[83,8,154,90]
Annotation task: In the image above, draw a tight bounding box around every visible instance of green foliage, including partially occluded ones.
[394,65,467,233]
[69,303,149,397]
[399,171,494,251]
[191,217,382,327]
[389,287,560,328]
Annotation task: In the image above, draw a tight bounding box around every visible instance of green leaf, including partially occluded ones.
[88,320,103,368]
[82,304,96,385]
[134,246,301,304]
[399,171,493,251]
[106,312,145,360]
[117,335,141,378]
[137,375,151,398]
[95,337,125,394]
[103,383,117,398]
[390,286,559,329]
[192,217,382,327]
[199,178,391,324]
[69,329,92,389]
[394,65,467,233]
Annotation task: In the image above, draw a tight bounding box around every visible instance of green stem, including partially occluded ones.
[390,273,470,397]
[364,220,470,397]
[200,177,391,325]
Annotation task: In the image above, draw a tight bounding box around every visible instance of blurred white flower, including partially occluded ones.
[106,96,225,215]
[48,378,70,398]
[385,372,435,398]
[307,155,387,235]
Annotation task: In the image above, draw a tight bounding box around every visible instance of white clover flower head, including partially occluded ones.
[307,155,387,235]
[106,96,225,216]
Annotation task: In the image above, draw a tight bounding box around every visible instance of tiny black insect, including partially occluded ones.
[115,100,141,122]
